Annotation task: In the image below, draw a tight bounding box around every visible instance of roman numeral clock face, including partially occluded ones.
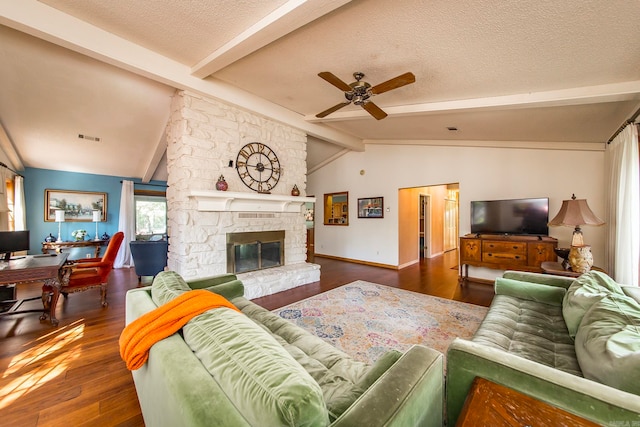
[235,142,281,193]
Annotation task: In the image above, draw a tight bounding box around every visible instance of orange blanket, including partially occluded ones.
[119,289,241,370]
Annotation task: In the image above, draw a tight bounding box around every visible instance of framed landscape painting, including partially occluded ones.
[45,189,107,222]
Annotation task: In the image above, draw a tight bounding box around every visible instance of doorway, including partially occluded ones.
[420,194,431,258]
[398,183,459,267]
[305,201,315,261]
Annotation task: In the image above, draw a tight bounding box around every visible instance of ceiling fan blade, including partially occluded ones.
[318,72,352,92]
[362,102,388,120]
[316,101,351,118]
[370,72,416,95]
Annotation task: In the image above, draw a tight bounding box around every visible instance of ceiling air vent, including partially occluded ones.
[78,134,101,142]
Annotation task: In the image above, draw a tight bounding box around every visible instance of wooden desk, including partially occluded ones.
[456,377,598,426]
[42,240,108,258]
[0,253,69,326]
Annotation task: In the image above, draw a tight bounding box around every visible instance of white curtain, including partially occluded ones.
[114,180,135,268]
[605,124,639,285]
[0,168,8,231]
[14,175,26,231]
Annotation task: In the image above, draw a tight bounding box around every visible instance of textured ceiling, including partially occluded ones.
[0,0,639,180]
[40,0,289,66]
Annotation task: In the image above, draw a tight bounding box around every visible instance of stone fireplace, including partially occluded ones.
[165,91,320,299]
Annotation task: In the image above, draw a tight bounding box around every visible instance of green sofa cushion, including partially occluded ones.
[574,294,640,395]
[325,349,403,419]
[471,294,581,376]
[151,271,329,427]
[233,296,382,421]
[186,274,245,300]
[183,307,329,426]
[495,277,566,305]
[563,271,624,339]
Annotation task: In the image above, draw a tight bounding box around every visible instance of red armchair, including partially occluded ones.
[60,231,124,307]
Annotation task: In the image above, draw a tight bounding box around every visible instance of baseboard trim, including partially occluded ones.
[313,253,398,270]
[460,276,494,286]
[398,259,419,269]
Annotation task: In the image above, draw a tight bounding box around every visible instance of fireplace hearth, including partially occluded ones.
[227,231,285,274]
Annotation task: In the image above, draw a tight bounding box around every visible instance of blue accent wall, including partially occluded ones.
[22,167,166,256]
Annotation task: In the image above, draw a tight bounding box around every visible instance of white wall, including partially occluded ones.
[307,143,605,279]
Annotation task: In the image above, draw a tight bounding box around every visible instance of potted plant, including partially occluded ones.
[71,229,87,241]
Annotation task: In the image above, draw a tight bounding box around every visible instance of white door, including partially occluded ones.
[444,197,458,252]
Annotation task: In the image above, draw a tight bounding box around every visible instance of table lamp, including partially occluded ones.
[55,210,65,243]
[92,210,102,241]
[548,194,604,273]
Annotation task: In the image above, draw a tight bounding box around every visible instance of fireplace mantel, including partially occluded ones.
[188,190,315,213]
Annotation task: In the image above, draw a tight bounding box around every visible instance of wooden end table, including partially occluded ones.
[456,377,598,426]
[540,261,607,278]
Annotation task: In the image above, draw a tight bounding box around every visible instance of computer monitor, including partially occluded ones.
[0,230,30,261]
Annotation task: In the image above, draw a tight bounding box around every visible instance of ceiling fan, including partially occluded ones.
[316,71,416,120]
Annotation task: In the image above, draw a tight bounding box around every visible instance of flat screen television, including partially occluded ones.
[471,198,549,236]
[0,230,30,261]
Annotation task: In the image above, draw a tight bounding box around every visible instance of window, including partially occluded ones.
[5,178,14,231]
[323,192,349,225]
[134,194,167,240]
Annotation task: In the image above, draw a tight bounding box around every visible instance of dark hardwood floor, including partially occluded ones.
[0,249,493,426]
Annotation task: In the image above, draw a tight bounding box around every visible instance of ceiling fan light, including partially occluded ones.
[353,96,365,105]
[317,70,415,120]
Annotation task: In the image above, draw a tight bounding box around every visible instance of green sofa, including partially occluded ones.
[446,270,640,426]
[125,271,444,427]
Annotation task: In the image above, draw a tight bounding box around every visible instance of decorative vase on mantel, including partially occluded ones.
[291,185,300,196]
[216,175,228,191]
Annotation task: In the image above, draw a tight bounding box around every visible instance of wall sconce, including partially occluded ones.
[548,194,604,273]
[55,209,65,243]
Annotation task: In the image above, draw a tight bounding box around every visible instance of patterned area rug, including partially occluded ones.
[273,280,488,364]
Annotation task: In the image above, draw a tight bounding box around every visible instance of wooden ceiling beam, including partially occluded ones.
[306,81,640,122]
[191,0,352,78]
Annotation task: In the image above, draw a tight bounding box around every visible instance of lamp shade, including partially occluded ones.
[55,210,65,223]
[92,210,102,222]
[548,195,604,227]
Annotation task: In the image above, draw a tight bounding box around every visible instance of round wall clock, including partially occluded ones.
[235,142,281,193]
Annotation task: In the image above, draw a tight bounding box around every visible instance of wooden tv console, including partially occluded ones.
[459,234,558,284]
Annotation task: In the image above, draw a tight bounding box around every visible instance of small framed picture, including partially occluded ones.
[358,197,384,218]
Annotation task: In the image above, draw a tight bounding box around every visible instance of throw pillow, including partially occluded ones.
[623,286,640,305]
[494,277,566,305]
[184,307,329,427]
[574,294,640,395]
[151,270,191,305]
[562,271,624,339]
